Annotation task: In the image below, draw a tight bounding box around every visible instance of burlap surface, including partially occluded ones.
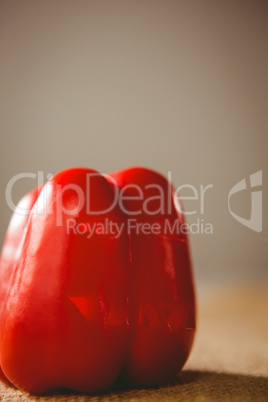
[0,284,267,401]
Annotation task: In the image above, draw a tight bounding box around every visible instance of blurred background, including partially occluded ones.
[0,0,267,296]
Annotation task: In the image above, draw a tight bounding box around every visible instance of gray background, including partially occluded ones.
[0,0,267,294]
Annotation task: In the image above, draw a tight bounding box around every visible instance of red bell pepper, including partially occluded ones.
[0,167,196,394]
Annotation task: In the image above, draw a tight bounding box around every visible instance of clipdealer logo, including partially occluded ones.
[228,170,262,233]
[4,170,263,235]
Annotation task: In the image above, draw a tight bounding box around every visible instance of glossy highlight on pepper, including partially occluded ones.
[0,167,196,394]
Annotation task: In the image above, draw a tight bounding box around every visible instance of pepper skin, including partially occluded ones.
[0,167,196,394]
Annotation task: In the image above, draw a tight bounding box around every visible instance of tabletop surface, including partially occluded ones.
[0,283,267,401]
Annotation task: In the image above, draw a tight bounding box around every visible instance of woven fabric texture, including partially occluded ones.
[0,284,267,401]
